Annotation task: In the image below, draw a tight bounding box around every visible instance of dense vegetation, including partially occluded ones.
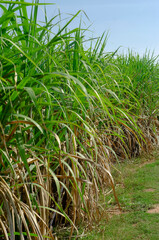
[0,1,158,239]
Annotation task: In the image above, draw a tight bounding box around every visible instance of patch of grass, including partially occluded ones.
[83,213,159,240]
[81,151,159,240]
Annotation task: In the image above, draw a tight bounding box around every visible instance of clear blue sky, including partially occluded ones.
[41,0,159,56]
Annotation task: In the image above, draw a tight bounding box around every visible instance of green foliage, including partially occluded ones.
[114,51,159,117]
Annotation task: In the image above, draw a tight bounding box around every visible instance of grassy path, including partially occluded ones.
[81,150,159,240]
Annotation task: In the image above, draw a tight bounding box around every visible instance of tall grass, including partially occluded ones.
[0,1,158,239]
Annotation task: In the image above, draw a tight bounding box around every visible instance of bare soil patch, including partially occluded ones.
[107,206,123,218]
[143,188,155,192]
[147,204,159,213]
[139,160,155,168]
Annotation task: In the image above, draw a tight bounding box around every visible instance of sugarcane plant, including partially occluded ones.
[0,1,159,239]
